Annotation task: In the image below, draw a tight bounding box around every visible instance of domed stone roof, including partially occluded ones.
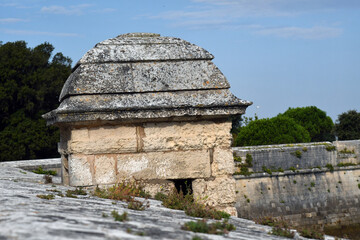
[44,33,251,125]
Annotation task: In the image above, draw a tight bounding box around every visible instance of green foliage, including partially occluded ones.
[291,150,302,158]
[93,181,150,211]
[262,166,272,175]
[160,189,230,220]
[325,145,336,151]
[256,217,294,238]
[37,194,55,200]
[234,116,310,146]
[93,181,148,201]
[325,164,334,172]
[279,106,335,142]
[245,154,253,166]
[335,110,360,140]
[298,227,324,239]
[182,219,235,235]
[111,210,128,222]
[154,192,167,201]
[337,162,357,167]
[339,147,355,154]
[128,200,148,211]
[32,166,57,176]
[271,226,294,238]
[0,41,71,161]
[234,153,254,176]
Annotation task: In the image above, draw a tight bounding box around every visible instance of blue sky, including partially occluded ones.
[1,0,359,121]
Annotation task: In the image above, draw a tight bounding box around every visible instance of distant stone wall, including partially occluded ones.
[334,140,360,164]
[233,140,360,226]
[234,167,360,227]
[233,140,360,172]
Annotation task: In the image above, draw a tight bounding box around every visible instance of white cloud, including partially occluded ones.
[0,18,26,24]
[41,4,93,15]
[254,26,342,39]
[3,29,80,37]
[146,0,347,39]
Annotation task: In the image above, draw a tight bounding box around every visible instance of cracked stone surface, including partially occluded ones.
[0,159,336,240]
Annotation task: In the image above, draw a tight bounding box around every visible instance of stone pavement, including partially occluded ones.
[0,159,337,240]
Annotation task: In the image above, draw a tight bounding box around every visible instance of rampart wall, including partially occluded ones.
[233,140,360,227]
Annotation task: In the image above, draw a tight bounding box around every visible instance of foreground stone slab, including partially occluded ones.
[0,160,315,240]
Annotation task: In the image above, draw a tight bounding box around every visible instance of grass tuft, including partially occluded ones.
[37,194,55,200]
[111,210,128,222]
[182,219,235,235]
[33,166,57,176]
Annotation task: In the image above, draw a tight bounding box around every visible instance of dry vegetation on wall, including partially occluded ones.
[91,181,235,236]
[256,216,325,240]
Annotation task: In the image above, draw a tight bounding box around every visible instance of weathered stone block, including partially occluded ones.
[141,180,175,197]
[117,150,211,180]
[211,148,234,176]
[69,126,137,154]
[142,121,232,152]
[69,155,93,186]
[94,155,116,185]
[192,176,236,206]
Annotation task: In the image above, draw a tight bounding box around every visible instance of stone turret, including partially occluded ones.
[43,33,252,215]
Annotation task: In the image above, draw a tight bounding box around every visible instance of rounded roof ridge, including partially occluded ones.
[76,32,213,66]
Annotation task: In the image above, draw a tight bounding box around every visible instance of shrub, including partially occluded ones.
[234,153,254,176]
[111,210,128,222]
[160,189,230,220]
[154,192,167,201]
[325,164,334,172]
[93,181,150,211]
[93,181,148,201]
[256,217,294,238]
[182,219,235,235]
[298,227,324,239]
[291,150,302,158]
[339,148,355,154]
[262,166,272,175]
[271,226,294,238]
[128,200,148,211]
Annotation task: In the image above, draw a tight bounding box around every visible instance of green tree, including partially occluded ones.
[0,41,71,161]
[234,116,311,146]
[334,110,360,140]
[278,106,335,142]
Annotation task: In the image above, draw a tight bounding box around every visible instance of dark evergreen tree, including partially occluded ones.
[234,116,311,146]
[0,41,71,161]
[278,106,335,142]
[335,110,360,140]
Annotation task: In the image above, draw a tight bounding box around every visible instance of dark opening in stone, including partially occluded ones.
[172,179,193,195]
